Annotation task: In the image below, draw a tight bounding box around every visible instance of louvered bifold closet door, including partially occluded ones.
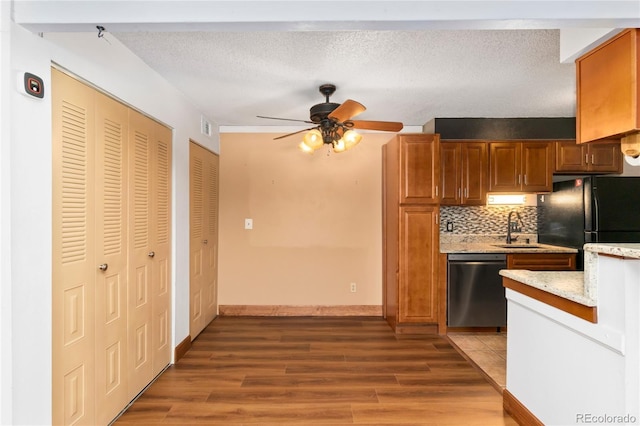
[127,110,155,397]
[94,92,130,424]
[52,68,97,426]
[150,123,172,375]
[189,142,207,338]
[204,152,219,325]
[127,110,172,396]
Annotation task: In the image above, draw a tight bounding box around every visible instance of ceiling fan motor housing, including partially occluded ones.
[310,102,340,123]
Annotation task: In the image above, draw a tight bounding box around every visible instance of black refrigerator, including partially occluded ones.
[537,176,640,270]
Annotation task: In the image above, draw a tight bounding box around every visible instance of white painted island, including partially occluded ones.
[500,243,640,426]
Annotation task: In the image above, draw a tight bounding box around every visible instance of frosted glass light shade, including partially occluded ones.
[302,129,323,150]
[333,138,346,153]
[298,141,314,154]
[343,130,362,149]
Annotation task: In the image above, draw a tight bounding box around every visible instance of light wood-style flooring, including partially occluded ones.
[114,317,517,425]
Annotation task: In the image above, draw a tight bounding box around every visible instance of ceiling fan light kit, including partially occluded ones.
[258,84,403,154]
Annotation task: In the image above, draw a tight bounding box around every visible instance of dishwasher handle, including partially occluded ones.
[448,253,506,262]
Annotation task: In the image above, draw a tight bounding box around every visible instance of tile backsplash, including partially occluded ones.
[440,205,538,235]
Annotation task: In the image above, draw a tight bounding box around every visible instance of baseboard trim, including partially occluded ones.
[174,335,192,363]
[503,389,544,426]
[218,305,383,317]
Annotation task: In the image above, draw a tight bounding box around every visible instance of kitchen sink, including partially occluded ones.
[493,244,541,249]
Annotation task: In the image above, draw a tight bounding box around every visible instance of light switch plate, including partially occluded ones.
[244,218,253,230]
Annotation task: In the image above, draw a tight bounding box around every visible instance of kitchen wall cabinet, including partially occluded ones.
[577,28,639,144]
[383,134,440,333]
[440,141,488,205]
[555,140,623,174]
[489,142,553,193]
[507,253,576,271]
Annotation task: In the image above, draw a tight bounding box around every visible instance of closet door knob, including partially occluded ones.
[148,251,155,258]
[98,264,108,271]
[203,239,208,245]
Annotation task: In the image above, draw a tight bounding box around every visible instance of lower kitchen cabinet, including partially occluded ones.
[507,253,577,271]
[384,205,439,333]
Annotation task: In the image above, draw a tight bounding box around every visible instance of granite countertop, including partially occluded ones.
[441,242,578,254]
[584,243,640,259]
[499,269,595,306]
[500,243,640,309]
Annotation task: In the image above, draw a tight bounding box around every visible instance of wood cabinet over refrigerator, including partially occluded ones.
[383,134,440,334]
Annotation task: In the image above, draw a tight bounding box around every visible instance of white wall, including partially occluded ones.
[5,23,217,425]
[0,2,12,423]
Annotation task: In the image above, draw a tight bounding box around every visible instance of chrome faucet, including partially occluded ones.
[506,210,523,244]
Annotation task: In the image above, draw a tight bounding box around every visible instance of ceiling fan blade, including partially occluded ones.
[257,115,314,124]
[273,126,318,140]
[328,99,366,122]
[348,120,404,132]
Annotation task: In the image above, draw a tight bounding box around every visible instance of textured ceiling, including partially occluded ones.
[113,29,575,128]
[14,1,640,131]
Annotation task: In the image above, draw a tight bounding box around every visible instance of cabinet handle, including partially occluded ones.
[524,174,527,185]
[148,251,155,258]
[458,188,461,198]
[98,263,108,271]
[435,186,438,197]
[465,187,468,198]
[591,154,595,164]
[518,175,521,185]
[435,213,439,225]
[586,153,589,164]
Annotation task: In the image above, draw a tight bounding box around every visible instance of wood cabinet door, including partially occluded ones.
[439,143,461,205]
[489,142,521,192]
[555,141,588,173]
[398,206,438,323]
[461,142,488,205]
[521,142,553,192]
[588,142,623,173]
[399,134,439,204]
[577,29,639,143]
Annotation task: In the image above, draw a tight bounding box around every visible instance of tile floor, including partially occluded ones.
[447,332,507,390]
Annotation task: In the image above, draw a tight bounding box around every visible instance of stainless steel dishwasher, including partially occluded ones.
[447,253,507,327]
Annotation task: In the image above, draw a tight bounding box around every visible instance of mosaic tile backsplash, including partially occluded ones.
[440,205,538,235]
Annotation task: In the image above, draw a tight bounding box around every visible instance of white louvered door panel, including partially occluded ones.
[52,68,97,426]
[94,92,129,424]
[189,143,206,338]
[127,110,154,398]
[151,124,172,375]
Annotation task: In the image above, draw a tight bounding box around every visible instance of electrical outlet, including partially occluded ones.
[244,218,253,230]
[350,283,357,293]
[446,221,454,232]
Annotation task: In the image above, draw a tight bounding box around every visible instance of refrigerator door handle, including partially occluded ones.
[593,188,599,232]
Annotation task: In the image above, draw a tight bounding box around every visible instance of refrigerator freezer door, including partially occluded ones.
[591,177,640,233]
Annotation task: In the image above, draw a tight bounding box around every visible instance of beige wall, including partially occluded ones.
[218,132,394,306]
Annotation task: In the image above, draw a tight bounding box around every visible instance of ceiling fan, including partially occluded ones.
[257,84,404,153]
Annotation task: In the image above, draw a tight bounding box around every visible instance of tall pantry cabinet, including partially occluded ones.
[52,68,172,425]
[383,134,440,333]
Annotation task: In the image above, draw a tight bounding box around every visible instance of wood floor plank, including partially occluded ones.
[114,317,516,425]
